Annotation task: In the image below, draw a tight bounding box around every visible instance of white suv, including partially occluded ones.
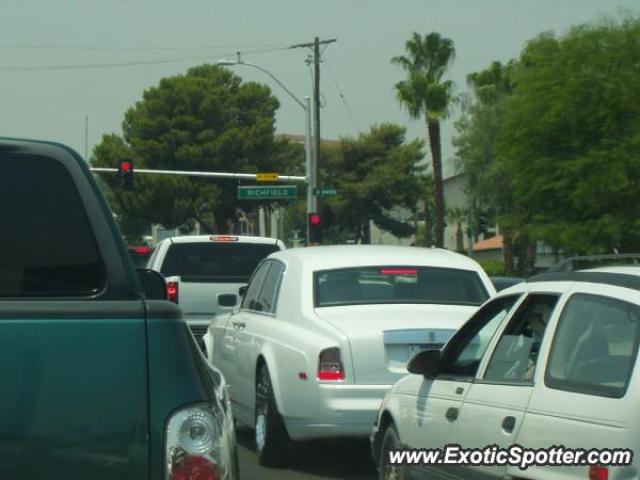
[372,268,640,480]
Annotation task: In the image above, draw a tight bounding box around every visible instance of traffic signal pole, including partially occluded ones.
[90,167,307,183]
[305,95,316,242]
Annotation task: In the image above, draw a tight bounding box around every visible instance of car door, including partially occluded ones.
[510,286,640,480]
[231,261,283,421]
[454,293,562,479]
[225,261,271,419]
[406,294,522,479]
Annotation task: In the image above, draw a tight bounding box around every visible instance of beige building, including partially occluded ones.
[442,173,473,253]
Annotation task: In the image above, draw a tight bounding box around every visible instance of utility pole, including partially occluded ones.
[290,37,337,215]
[313,37,321,181]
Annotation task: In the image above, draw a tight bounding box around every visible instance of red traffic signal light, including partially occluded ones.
[118,159,134,190]
[309,213,322,226]
[308,212,323,244]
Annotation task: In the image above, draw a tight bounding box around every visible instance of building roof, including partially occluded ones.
[443,172,465,183]
[473,235,503,252]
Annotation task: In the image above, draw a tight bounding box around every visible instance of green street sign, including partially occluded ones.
[313,187,338,197]
[237,185,297,200]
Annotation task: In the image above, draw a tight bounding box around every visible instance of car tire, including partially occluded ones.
[255,365,289,467]
[379,423,406,480]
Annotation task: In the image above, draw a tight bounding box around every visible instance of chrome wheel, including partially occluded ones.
[254,365,289,466]
[255,369,269,453]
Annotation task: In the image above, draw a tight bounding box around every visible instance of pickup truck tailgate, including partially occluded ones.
[174,277,245,319]
[0,301,148,480]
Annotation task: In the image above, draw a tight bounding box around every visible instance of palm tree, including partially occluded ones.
[392,32,456,248]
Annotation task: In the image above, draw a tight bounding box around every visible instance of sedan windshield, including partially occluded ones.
[314,266,488,307]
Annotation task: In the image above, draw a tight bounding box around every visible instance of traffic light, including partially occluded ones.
[478,211,488,234]
[118,159,134,190]
[308,212,323,244]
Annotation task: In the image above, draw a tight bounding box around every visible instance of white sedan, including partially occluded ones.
[203,245,495,466]
[372,267,640,479]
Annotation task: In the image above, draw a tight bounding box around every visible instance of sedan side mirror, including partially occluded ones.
[136,268,167,300]
[218,293,238,308]
[407,349,441,379]
[238,285,247,297]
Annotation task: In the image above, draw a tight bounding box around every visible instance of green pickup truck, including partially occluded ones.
[0,138,238,479]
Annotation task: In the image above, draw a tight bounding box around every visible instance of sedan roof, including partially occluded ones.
[269,245,484,272]
[525,270,640,292]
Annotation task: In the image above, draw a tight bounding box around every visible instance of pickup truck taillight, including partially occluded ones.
[167,281,179,303]
[317,347,345,381]
[166,405,223,480]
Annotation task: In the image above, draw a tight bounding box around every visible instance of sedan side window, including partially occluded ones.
[255,262,285,314]
[546,293,640,398]
[241,262,271,311]
[484,294,560,383]
[440,295,520,379]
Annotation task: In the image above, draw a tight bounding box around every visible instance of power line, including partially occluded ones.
[0,43,289,51]
[0,46,290,72]
[325,60,361,133]
[0,55,218,72]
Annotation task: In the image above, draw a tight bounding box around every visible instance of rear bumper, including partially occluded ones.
[284,383,391,440]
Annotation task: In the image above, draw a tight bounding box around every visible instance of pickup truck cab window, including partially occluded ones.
[440,294,521,379]
[161,241,279,281]
[546,293,640,398]
[0,154,105,297]
[484,294,560,383]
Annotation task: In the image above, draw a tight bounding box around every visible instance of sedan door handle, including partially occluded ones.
[445,407,459,421]
[232,321,246,329]
[502,416,516,433]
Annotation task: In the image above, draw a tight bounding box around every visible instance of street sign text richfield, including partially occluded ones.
[237,185,297,200]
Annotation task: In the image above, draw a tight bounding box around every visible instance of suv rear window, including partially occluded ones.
[160,242,280,281]
[314,266,489,307]
[0,155,105,297]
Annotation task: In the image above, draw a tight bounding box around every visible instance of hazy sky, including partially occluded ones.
[2,0,639,176]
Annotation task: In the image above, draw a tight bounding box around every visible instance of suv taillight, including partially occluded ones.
[318,347,345,381]
[167,281,179,303]
[166,405,223,480]
[589,466,608,480]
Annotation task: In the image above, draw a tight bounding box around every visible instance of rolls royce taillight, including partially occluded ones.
[318,347,345,381]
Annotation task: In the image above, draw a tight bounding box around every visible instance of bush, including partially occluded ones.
[479,259,505,276]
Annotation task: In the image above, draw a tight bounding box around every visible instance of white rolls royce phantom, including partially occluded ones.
[203,245,495,466]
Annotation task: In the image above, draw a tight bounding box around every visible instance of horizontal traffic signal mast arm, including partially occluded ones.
[90,167,307,183]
